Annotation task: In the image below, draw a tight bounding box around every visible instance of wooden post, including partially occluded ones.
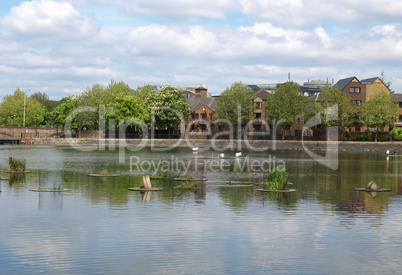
[141,175,152,189]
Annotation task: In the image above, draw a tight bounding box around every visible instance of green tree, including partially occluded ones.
[380,71,394,93]
[265,82,304,139]
[106,94,149,129]
[103,80,133,105]
[0,88,45,126]
[316,86,355,129]
[50,96,80,131]
[214,82,255,137]
[74,80,133,133]
[148,86,191,136]
[133,85,156,101]
[359,91,398,141]
[30,91,60,111]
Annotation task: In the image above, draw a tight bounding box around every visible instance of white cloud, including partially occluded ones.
[240,23,285,37]
[79,0,239,20]
[239,0,402,27]
[0,0,402,98]
[0,0,98,40]
[372,24,399,36]
[315,26,331,48]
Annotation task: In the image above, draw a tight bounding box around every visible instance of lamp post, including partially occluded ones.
[23,89,30,127]
[10,115,16,126]
[56,112,59,136]
[35,114,39,138]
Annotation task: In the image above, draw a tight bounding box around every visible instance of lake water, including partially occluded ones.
[1,145,402,274]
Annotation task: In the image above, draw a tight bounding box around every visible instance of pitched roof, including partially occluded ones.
[186,93,218,111]
[254,89,269,100]
[248,83,279,92]
[300,86,321,93]
[361,77,378,84]
[390,93,402,102]
[335,77,357,90]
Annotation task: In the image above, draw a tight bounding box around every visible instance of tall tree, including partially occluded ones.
[214,82,255,137]
[30,91,60,111]
[50,96,80,131]
[133,85,156,101]
[359,91,398,141]
[106,95,149,129]
[316,86,355,129]
[265,82,304,139]
[77,80,133,131]
[380,71,394,93]
[148,86,191,136]
[0,88,45,126]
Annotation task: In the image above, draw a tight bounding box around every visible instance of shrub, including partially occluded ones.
[392,128,402,141]
[349,133,371,141]
[156,170,174,181]
[175,182,198,190]
[265,167,288,190]
[377,135,391,142]
[394,135,402,141]
[8,156,25,173]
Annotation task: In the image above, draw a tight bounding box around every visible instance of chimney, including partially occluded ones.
[195,86,208,98]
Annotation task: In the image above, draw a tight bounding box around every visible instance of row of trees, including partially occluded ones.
[0,81,191,137]
[0,80,398,140]
[213,81,398,141]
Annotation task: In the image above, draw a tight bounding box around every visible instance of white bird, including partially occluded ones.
[192,147,199,151]
[220,153,225,158]
[386,150,390,155]
[235,152,242,157]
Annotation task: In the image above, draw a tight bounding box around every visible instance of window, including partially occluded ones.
[349,87,360,93]
[399,115,402,122]
[255,102,262,109]
[352,100,362,106]
[355,126,361,132]
[399,102,402,108]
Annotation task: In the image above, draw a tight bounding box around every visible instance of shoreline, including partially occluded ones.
[6,137,401,152]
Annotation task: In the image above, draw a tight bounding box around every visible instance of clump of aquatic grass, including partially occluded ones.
[186,173,196,181]
[156,170,170,181]
[8,155,25,173]
[156,170,178,181]
[175,181,198,190]
[52,183,62,190]
[100,169,108,176]
[265,167,288,190]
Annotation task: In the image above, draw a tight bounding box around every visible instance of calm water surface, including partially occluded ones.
[1,145,402,274]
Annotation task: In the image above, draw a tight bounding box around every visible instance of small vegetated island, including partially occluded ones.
[258,167,296,192]
[88,169,119,177]
[7,156,26,173]
[174,174,203,191]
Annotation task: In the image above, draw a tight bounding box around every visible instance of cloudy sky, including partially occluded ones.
[0,0,401,99]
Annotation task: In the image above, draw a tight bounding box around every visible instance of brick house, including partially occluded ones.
[183,87,218,138]
[335,76,392,133]
[249,89,269,135]
[335,76,390,106]
[390,93,402,128]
